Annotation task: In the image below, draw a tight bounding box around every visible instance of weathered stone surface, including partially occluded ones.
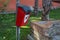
[30,20,60,40]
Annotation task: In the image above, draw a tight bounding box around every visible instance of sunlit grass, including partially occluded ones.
[0,8,60,40]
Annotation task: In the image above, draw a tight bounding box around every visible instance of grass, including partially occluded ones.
[0,8,60,40]
[50,8,60,20]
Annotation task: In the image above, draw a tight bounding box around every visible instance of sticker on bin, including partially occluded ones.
[24,14,29,23]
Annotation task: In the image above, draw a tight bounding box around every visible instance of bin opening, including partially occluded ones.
[18,5,31,14]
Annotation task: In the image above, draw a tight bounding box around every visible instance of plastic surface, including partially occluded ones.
[17,4,31,13]
[16,5,31,27]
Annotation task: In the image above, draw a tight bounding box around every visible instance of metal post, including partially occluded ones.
[34,0,38,16]
[16,27,20,40]
[16,0,20,4]
[16,0,20,40]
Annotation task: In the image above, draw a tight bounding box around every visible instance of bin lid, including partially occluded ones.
[17,4,31,13]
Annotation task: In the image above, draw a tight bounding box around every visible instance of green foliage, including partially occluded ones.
[50,8,60,20]
[0,8,60,40]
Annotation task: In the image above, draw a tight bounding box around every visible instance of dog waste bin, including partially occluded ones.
[16,5,31,27]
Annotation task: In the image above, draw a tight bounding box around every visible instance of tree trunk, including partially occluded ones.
[42,0,52,21]
[34,0,38,16]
